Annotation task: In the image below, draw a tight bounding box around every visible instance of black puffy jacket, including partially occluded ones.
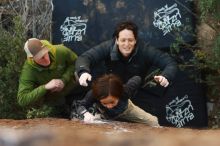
[76,39,177,83]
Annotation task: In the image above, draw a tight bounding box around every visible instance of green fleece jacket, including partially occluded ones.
[17,40,78,107]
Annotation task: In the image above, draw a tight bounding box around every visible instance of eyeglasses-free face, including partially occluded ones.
[100,95,119,109]
[116,29,136,58]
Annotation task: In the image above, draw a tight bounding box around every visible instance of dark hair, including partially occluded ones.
[112,21,138,40]
[92,74,123,100]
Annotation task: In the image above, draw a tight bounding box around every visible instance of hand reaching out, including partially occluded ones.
[83,112,97,123]
[78,73,92,87]
[154,75,169,87]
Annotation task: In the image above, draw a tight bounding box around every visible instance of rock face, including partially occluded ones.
[0,118,220,146]
[52,0,196,55]
[52,0,209,129]
[197,23,217,53]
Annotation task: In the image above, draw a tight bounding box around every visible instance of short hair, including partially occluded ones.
[92,74,123,100]
[112,21,138,40]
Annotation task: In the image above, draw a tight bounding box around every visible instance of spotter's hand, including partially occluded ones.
[154,75,169,87]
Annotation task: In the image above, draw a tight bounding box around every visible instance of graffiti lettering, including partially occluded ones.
[153,3,182,36]
[166,95,194,128]
[60,16,88,42]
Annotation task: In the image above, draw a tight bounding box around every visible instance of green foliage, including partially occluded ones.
[26,105,69,119]
[204,35,220,99]
[207,35,220,70]
[169,9,220,127]
[169,26,196,59]
[170,35,182,55]
[204,36,220,128]
[199,0,220,21]
[183,35,220,128]
[26,105,53,119]
[0,16,26,119]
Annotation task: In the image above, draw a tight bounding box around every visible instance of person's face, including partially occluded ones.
[116,29,136,58]
[100,95,119,109]
[34,52,50,67]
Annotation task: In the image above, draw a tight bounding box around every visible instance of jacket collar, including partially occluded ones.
[110,41,119,61]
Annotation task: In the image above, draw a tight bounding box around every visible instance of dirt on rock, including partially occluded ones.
[0,118,220,146]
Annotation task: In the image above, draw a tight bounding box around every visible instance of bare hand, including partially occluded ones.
[45,79,65,92]
[51,79,64,92]
[154,75,169,87]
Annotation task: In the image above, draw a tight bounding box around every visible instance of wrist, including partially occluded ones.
[40,85,48,94]
[78,70,90,78]
[44,84,49,90]
[60,78,66,85]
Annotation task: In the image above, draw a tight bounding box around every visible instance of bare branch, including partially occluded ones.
[0,0,53,40]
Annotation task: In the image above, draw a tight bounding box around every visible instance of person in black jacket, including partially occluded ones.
[72,74,159,126]
[75,21,177,88]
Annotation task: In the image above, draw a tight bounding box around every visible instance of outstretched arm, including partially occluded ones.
[71,90,98,122]
[75,40,114,86]
[143,43,177,83]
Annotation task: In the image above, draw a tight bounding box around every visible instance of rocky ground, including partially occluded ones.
[0,118,220,146]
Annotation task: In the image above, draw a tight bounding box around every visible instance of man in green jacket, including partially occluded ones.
[17,38,78,117]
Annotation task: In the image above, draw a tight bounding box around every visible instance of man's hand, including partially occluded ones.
[51,79,64,92]
[154,75,169,87]
[45,79,65,92]
[79,73,92,87]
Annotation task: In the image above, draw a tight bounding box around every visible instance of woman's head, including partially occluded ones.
[113,21,138,58]
[92,74,123,109]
